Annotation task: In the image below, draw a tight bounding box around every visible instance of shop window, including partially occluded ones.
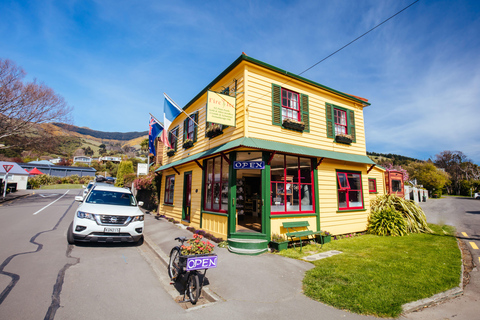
[271,154,314,214]
[326,103,356,142]
[368,178,377,193]
[168,126,179,151]
[164,175,175,204]
[392,179,402,192]
[271,84,309,132]
[204,155,229,212]
[337,171,363,210]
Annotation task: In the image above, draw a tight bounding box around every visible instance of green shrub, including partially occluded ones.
[368,207,408,236]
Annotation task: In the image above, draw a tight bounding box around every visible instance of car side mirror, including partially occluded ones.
[138,201,144,207]
[75,196,84,202]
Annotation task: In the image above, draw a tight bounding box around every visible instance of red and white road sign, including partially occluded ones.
[3,165,13,173]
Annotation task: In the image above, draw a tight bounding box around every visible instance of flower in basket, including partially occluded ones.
[166,148,175,156]
[320,230,331,236]
[180,234,215,255]
[183,138,194,149]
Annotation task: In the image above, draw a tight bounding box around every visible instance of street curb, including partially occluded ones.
[0,192,31,204]
[401,239,464,314]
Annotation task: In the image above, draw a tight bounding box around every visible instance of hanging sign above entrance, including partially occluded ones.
[206,90,236,127]
[233,161,265,170]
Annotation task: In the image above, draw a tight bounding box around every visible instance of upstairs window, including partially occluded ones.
[168,126,179,151]
[326,103,356,142]
[183,112,198,143]
[281,88,300,121]
[272,84,309,132]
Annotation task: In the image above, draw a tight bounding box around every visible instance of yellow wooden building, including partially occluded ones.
[156,54,385,255]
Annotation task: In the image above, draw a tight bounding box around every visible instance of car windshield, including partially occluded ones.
[85,190,137,206]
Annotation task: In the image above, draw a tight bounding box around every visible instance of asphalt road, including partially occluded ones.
[0,189,178,320]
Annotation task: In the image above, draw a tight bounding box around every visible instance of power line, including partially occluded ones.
[298,0,420,76]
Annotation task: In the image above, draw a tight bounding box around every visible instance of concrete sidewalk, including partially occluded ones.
[142,212,375,319]
[0,189,34,204]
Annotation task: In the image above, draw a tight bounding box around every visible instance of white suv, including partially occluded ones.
[68,184,145,245]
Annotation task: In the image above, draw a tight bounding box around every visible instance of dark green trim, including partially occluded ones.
[182,171,192,222]
[326,103,334,138]
[228,152,236,236]
[336,209,368,213]
[229,232,267,239]
[202,210,228,218]
[314,161,320,232]
[200,159,206,228]
[163,204,175,207]
[270,214,318,219]
[300,93,310,133]
[262,152,270,237]
[181,54,370,113]
[156,137,374,173]
[326,103,356,142]
[272,84,282,126]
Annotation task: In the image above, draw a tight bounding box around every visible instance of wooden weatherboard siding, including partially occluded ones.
[244,62,367,156]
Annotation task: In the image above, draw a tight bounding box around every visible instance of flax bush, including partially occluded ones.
[368,207,408,236]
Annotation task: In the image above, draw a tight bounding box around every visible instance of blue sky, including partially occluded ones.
[1,0,479,163]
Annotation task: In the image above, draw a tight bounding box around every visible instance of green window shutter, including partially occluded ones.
[326,103,334,138]
[174,128,178,152]
[348,110,356,142]
[183,118,188,142]
[193,112,198,142]
[272,83,282,126]
[300,94,309,132]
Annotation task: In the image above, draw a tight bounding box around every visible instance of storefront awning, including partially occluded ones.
[155,137,375,172]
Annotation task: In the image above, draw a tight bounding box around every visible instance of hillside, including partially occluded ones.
[51,123,147,141]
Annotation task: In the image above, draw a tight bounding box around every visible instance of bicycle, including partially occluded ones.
[168,236,218,304]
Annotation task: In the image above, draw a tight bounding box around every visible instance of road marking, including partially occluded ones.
[469,242,479,250]
[461,232,468,237]
[33,190,70,215]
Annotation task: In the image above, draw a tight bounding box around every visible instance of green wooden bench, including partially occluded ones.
[282,221,321,250]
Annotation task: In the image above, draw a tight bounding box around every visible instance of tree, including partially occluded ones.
[83,146,94,156]
[140,138,148,154]
[116,161,134,187]
[0,58,72,149]
[406,162,449,193]
[434,151,473,195]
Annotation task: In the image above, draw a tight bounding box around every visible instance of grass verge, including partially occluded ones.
[277,224,461,318]
[39,184,84,189]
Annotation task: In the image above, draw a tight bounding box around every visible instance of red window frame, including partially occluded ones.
[270,155,315,214]
[334,108,347,135]
[281,88,300,121]
[186,118,195,140]
[204,155,228,213]
[337,171,363,210]
[164,175,175,204]
[368,178,377,193]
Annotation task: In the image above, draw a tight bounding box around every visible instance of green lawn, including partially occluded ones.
[278,224,461,318]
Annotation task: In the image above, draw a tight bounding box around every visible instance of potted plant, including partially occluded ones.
[270,233,289,251]
[166,148,175,157]
[282,118,305,131]
[318,230,331,244]
[206,124,223,138]
[183,138,194,149]
[335,133,353,144]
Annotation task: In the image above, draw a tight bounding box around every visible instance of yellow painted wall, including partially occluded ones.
[368,166,386,203]
[317,159,371,235]
[270,216,317,239]
[202,213,228,240]
[244,62,368,156]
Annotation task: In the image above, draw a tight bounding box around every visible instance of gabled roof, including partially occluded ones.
[156,137,374,172]
[183,54,371,112]
[0,161,30,175]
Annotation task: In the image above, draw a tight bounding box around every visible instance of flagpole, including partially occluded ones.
[164,92,199,127]
[149,113,164,128]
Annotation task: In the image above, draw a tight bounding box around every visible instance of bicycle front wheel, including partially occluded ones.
[187,273,200,304]
[168,247,181,281]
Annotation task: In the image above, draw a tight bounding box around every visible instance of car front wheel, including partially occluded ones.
[67,222,75,245]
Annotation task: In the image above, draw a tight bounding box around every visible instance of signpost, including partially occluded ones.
[2,165,13,198]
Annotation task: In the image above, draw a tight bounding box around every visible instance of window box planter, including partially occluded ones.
[206,124,223,138]
[269,240,289,252]
[183,139,194,149]
[166,149,175,157]
[282,119,305,131]
[335,134,353,144]
[318,235,331,244]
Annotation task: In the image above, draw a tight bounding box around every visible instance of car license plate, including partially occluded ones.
[104,227,120,233]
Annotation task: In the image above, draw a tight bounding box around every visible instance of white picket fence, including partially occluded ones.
[404,185,429,203]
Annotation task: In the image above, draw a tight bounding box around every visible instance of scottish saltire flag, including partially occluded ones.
[160,94,183,148]
[149,116,163,155]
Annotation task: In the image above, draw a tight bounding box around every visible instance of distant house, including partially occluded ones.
[19,161,96,177]
[99,156,121,163]
[0,161,29,191]
[73,156,92,165]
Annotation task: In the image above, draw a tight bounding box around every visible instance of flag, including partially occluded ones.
[160,94,183,149]
[149,116,163,155]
